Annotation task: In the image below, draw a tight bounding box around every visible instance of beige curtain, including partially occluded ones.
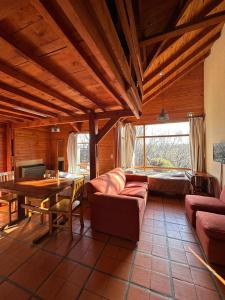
[67,132,78,173]
[121,123,136,169]
[189,117,205,172]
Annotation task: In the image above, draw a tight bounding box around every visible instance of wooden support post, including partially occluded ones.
[5,123,12,172]
[89,114,98,179]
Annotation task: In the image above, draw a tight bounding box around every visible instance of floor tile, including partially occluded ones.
[102,244,135,263]
[79,289,102,299]
[86,271,128,300]
[169,248,188,264]
[173,278,197,300]
[9,250,61,292]
[67,237,104,267]
[127,283,167,300]
[195,285,220,300]
[96,255,131,280]
[171,262,192,283]
[191,268,216,290]
[150,271,171,296]
[0,281,31,299]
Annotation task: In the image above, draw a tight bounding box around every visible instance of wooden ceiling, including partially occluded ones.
[0,0,224,128]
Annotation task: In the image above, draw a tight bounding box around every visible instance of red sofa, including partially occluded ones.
[196,211,225,265]
[86,168,148,241]
[185,186,225,227]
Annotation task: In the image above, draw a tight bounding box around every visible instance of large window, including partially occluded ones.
[134,122,191,170]
[77,134,90,174]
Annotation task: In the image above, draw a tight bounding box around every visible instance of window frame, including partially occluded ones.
[134,124,191,171]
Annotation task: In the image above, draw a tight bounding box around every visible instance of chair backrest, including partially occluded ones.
[0,171,14,182]
[71,177,85,204]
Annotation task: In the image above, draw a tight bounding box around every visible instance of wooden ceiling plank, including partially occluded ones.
[0,35,96,114]
[144,25,217,85]
[143,53,209,105]
[115,0,143,93]
[0,60,95,114]
[0,81,74,117]
[12,110,134,129]
[56,0,141,118]
[140,10,225,47]
[96,116,120,144]
[144,32,220,97]
[31,0,128,112]
[145,0,193,74]
[154,0,224,60]
[0,95,57,118]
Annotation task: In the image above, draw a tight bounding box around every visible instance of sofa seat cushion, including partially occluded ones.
[120,186,146,199]
[197,211,225,240]
[125,181,148,190]
[185,195,225,213]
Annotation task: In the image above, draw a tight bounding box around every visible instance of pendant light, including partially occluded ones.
[157,71,169,122]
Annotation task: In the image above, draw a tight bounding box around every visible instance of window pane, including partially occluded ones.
[135,125,144,136]
[134,138,144,166]
[145,122,189,136]
[145,136,191,168]
[77,133,89,143]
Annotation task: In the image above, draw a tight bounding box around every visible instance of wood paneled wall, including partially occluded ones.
[0,125,6,172]
[14,128,51,176]
[50,121,116,175]
[133,64,204,124]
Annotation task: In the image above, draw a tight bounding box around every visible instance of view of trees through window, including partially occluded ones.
[77,134,90,174]
[134,122,191,170]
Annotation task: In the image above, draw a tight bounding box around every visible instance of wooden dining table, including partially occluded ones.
[0,177,74,242]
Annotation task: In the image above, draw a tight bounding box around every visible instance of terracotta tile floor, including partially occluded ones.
[0,194,224,300]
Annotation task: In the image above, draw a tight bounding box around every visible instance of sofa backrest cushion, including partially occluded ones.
[87,168,126,195]
[220,185,225,203]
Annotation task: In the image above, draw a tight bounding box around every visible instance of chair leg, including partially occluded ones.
[68,213,73,240]
[40,202,45,224]
[8,202,12,225]
[49,212,53,235]
[80,204,84,227]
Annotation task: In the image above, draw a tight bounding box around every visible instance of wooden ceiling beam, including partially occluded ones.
[144,32,220,97]
[115,0,143,93]
[12,110,134,129]
[0,103,44,119]
[0,114,23,123]
[144,25,217,85]
[96,116,120,144]
[154,0,224,61]
[145,0,193,74]
[143,52,210,105]
[0,110,34,121]
[0,96,56,118]
[0,60,95,114]
[31,0,127,112]
[140,10,225,47]
[0,35,99,114]
[0,81,74,117]
[70,123,81,133]
[55,0,141,118]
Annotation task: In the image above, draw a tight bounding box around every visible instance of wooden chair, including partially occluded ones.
[49,177,85,239]
[0,171,17,225]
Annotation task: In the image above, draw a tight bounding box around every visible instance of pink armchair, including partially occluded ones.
[86,168,148,241]
[185,185,225,227]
